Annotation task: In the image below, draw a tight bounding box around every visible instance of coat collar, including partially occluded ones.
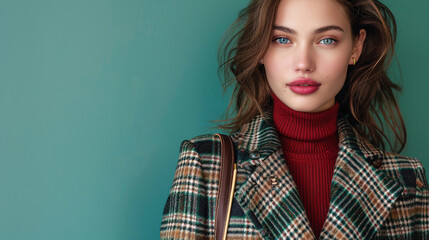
[230,111,403,239]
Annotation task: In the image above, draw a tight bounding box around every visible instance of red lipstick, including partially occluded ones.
[287,79,321,94]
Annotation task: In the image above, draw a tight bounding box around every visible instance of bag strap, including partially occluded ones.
[214,134,237,240]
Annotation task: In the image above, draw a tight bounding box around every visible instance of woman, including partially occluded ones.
[160,0,429,239]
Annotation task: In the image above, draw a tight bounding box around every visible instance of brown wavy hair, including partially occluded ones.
[218,0,406,152]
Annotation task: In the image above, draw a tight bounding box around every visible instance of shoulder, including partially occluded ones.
[382,151,423,170]
[379,151,428,190]
[179,134,222,156]
[180,134,219,152]
[167,134,224,206]
[174,134,224,181]
[376,152,429,238]
[161,134,223,238]
[338,116,428,190]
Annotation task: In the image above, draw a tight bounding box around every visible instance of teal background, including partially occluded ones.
[0,0,427,239]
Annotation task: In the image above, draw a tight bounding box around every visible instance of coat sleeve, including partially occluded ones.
[160,140,210,240]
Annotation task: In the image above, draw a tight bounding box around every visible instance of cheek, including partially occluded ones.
[323,60,348,80]
[319,52,350,83]
[263,49,292,81]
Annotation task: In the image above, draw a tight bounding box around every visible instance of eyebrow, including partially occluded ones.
[273,25,344,34]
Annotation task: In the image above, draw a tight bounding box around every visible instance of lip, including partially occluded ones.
[287,78,321,94]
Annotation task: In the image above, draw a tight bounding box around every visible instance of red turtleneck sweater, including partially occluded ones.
[272,94,339,238]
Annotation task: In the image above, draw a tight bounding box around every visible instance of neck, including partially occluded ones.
[272,93,339,159]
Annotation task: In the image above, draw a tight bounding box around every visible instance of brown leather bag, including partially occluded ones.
[214,134,237,240]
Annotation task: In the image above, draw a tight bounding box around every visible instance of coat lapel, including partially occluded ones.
[319,117,403,240]
[231,112,316,239]
[231,112,403,240]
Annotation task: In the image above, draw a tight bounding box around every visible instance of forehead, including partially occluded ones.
[275,0,350,32]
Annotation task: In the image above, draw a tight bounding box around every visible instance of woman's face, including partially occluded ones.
[263,0,366,112]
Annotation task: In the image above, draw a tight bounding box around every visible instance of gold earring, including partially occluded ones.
[352,58,356,65]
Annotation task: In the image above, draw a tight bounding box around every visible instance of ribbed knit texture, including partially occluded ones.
[272,93,339,238]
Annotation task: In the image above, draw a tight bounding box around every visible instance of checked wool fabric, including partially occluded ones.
[160,111,429,239]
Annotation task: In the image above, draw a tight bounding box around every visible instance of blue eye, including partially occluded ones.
[275,37,291,44]
[319,38,336,45]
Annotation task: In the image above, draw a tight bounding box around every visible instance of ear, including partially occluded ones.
[349,29,366,65]
[260,59,264,65]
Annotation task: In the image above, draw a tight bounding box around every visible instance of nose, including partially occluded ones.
[294,44,315,73]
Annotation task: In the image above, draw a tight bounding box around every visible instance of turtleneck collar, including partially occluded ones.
[271,92,339,158]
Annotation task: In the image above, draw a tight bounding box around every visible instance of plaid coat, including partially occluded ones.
[160,111,429,239]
